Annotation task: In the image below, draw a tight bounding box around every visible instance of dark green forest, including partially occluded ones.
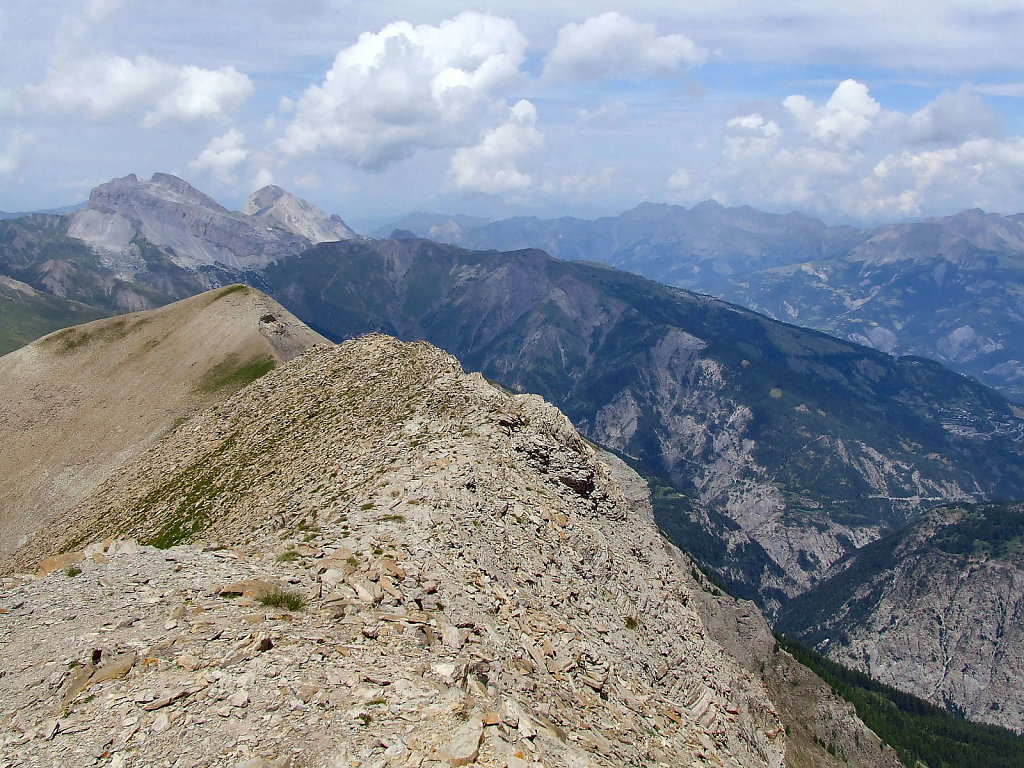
[776,635,1024,768]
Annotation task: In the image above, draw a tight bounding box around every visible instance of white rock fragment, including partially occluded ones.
[446,714,484,766]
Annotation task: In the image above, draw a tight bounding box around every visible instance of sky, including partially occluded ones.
[2,1,1024,228]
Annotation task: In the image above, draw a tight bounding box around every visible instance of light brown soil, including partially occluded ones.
[0,285,328,568]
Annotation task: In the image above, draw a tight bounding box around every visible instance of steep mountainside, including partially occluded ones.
[721,209,1024,401]
[0,285,327,564]
[780,502,1024,732]
[259,236,1024,611]
[0,275,110,355]
[0,213,202,313]
[2,333,790,768]
[603,455,902,768]
[385,204,1024,401]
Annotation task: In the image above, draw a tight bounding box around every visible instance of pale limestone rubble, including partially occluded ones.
[1,335,785,768]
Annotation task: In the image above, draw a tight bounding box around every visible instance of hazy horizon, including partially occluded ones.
[3,2,1024,225]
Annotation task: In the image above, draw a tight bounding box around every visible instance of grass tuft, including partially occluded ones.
[276,548,299,562]
[257,588,306,612]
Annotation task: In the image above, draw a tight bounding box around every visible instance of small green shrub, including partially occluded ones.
[64,565,82,578]
[276,548,298,562]
[257,588,306,611]
[624,616,639,631]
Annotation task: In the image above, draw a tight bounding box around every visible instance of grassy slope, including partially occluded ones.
[0,281,111,354]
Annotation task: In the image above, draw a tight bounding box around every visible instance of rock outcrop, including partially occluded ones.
[2,333,788,767]
[243,185,356,244]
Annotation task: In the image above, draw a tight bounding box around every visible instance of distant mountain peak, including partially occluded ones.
[242,184,288,214]
[65,172,358,272]
[242,184,357,243]
[692,199,725,211]
[87,173,228,215]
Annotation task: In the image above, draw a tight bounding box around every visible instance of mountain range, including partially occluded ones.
[0,173,357,354]
[4,173,1024,738]
[258,235,1024,614]
[380,202,1024,402]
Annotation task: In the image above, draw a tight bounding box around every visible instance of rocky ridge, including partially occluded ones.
[243,186,357,244]
[2,335,788,768]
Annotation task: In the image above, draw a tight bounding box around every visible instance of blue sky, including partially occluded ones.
[2,1,1024,227]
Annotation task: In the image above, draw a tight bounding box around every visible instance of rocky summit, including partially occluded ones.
[2,333,791,768]
[67,173,357,273]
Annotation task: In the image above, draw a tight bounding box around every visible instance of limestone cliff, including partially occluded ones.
[781,502,1024,733]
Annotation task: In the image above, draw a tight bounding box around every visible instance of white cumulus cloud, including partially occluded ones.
[25,55,252,125]
[448,99,542,196]
[279,12,528,169]
[544,12,707,81]
[144,65,254,126]
[189,128,249,180]
[724,113,782,161]
[784,79,881,146]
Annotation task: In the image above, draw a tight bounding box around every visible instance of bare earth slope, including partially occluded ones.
[2,335,786,767]
[0,285,328,564]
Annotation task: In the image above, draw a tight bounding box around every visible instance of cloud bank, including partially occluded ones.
[3,4,1024,220]
[279,12,528,170]
[25,55,253,126]
[544,12,707,81]
[671,80,1024,220]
